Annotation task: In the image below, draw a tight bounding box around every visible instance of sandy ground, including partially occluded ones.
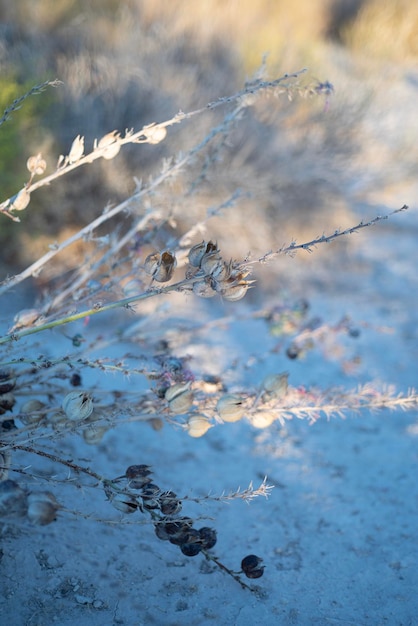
[1,195,417,626]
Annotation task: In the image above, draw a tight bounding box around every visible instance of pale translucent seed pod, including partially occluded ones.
[11,308,41,330]
[0,449,11,481]
[165,383,193,414]
[188,241,208,267]
[217,394,246,423]
[142,124,167,144]
[10,188,31,212]
[97,130,120,148]
[220,281,250,302]
[26,153,47,175]
[186,415,213,438]
[82,425,108,445]
[200,251,223,276]
[68,134,84,163]
[250,411,276,429]
[20,399,47,425]
[62,391,93,421]
[26,491,60,525]
[192,279,216,298]
[144,252,161,276]
[263,372,289,397]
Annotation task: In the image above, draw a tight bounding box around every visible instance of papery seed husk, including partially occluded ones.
[10,187,31,212]
[109,493,139,514]
[27,153,47,175]
[82,425,108,445]
[144,252,161,276]
[98,130,120,148]
[143,125,167,144]
[192,279,216,298]
[216,394,246,423]
[26,492,60,525]
[186,415,213,438]
[62,391,93,421]
[188,241,208,267]
[250,411,276,429]
[102,143,121,160]
[220,282,250,302]
[20,399,46,424]
[68,135,84,163]
[165,382,191,402]
[263,372,289,397]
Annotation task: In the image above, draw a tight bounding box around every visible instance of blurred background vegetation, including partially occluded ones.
[0,0,417,286]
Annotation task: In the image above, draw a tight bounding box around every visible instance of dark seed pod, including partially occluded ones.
[141,483,161,510]
[179,528,202,556]
[125,464,153,489]
[0,393,16,414]
[198,526,217,550]
[154,521,171,541]
[241,554,265,579]
[159,491,182,516]
[286,344,300,360]
[70,373,82,387]
[0,370,16,394]
[180,542,202,557]
[164,517,194,545]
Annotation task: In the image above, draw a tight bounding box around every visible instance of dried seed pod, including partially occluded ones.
[159,491,182,516]
[144,250,177,282]
[0,479,28,518]
[97,130,121,159]
[154,521,171,541]
[144,252,161,276]
[141,483,161,510]
[142,124,167,144]
[192,279,217,298]
[165,382,193,414]
[82,425,108,445]
[26,491,60,525]
[216,394,246,423]
[186,415,213,438]
[68,134,84,163]
[27,153,47,176]
[188,240,218,267]
[62,391,93,421]
[220,280,250,302]
[154,250,177,282]
[11,308,42,331]
[126,464,153,489]
[10,187,30,212]
[250,411,276,429]
[241,554,265,579]
[0,449,12,481]
[163,517,194,545]
[20,399,47,425]
[180,529,202,557]
[188,241,208,267]
[198,526,217,550]
[200,250,223,276]
[263,372,289,397]
[0,393,16,415]
[0,370,16,394]
[108,492,139,514]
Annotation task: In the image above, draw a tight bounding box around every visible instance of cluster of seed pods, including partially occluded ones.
[105,464,264,585]
[143,241,253,302]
